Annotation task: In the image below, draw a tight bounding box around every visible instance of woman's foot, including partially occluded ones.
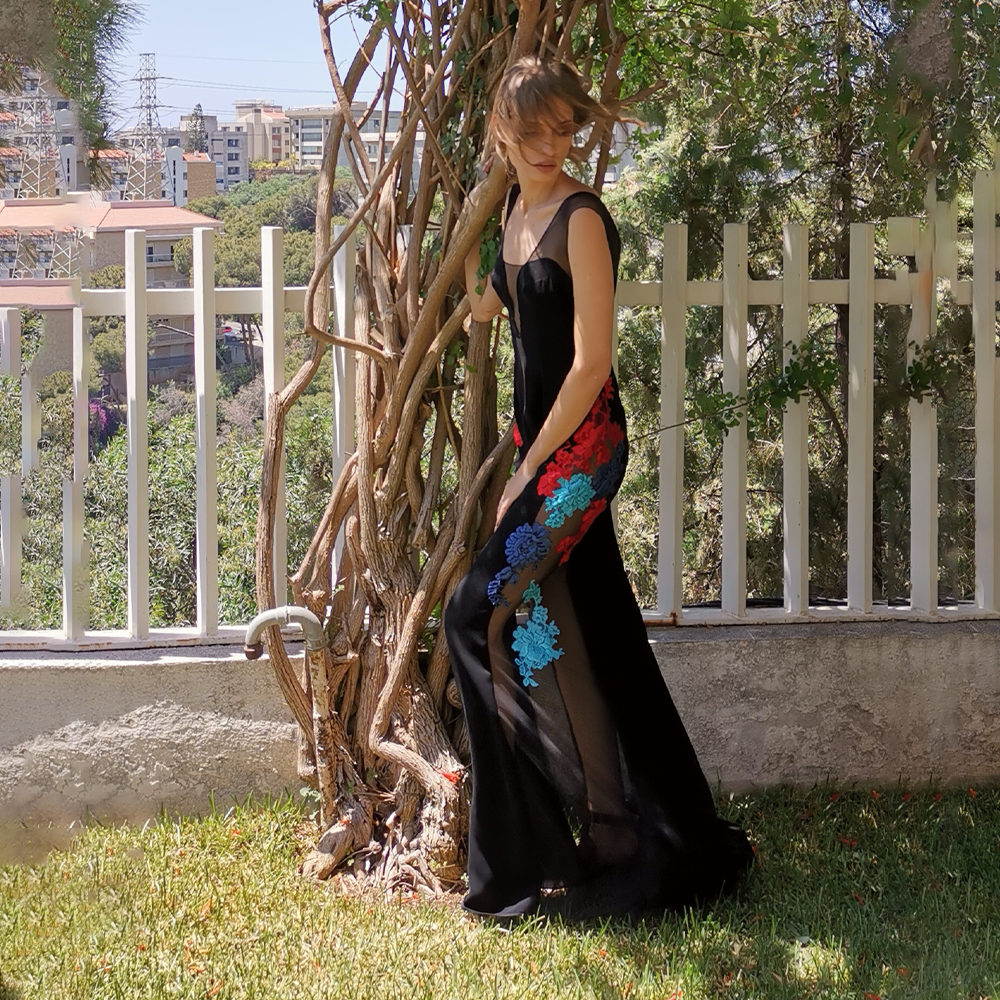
[578,808,641,870]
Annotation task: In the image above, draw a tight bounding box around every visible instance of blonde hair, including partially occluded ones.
[487,54,618,170]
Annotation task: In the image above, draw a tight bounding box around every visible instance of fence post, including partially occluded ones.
[21,314,40,475]
[909,180,940,613]
[193,227,218,634]
[62,306,90,639]
[331,223,357,587]
[847,223,875,613]
[782,224,810,615]
[660,224,687,620]
[261,226,287,605]
[722,223,748,616]
[0,308,22,617]
[973,168,1000,610]
[125,229,149,638]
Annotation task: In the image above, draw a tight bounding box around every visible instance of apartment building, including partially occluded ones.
[233,100,291,164]
[159,149,215,206]
[286,101,425,182]
[0,68,87,198]
[599,120,638,187]
[0,193,222,384]
[175,112,248,192]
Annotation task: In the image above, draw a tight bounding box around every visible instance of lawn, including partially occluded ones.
[1,784,997,999]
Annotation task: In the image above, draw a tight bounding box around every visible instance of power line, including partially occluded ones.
[122,52,333,67]
[158,75,336,95]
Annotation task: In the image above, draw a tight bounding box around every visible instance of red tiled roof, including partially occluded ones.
[0,197,222,234]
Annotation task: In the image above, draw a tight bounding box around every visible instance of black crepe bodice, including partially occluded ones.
[489,182,623,451]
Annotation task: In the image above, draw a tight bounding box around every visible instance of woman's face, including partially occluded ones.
[506,98,576,180]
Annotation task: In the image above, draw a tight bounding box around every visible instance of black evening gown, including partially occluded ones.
[444,183,753,919]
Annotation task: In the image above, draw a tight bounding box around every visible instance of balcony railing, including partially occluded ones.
[2,158,1000,650]
[1,224,356,649]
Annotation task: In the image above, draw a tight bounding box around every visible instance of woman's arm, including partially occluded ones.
[518,206,614,477]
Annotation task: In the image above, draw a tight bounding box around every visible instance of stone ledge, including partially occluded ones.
[0,645,302,864]
[2,625,998,863]
[650,619,1000,793]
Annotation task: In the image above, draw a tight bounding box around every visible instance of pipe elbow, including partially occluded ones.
[243,605,326,659]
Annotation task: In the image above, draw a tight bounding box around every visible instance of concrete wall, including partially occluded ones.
[2,620,999,863]
[650,619,1000,792]
[0,646,300,864]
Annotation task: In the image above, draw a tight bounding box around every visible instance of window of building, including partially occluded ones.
[284,126,289,133]
[227,166,240,175]
[301,131,322,142]
[61,135,74,145]
[227,138,240,147]
[227,152,240,160]
[55,100,69,110]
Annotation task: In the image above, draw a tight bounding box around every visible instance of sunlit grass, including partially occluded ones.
[1,784,997,999]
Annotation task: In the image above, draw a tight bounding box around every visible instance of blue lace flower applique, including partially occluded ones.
[505,522,550,571]
[543,471,596,528]
[486,565,515,607]
[511,578,563,687]
[591,438,627,498]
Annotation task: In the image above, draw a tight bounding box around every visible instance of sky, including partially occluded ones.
[111,1,400,130]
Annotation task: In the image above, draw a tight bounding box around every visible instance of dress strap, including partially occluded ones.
[503,183,520,226]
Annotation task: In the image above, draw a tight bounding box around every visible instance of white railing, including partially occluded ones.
[1,160,1000,648]
[0,224,357,649]
[620,161,1000,625]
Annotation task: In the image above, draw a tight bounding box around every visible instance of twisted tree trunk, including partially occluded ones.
[253,0,638,897]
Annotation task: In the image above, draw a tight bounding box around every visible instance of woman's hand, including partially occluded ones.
[495,460,536,529]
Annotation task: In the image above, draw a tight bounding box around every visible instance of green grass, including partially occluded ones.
[1,784,998,999]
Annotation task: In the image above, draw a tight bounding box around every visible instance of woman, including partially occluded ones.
[444,54,753,921]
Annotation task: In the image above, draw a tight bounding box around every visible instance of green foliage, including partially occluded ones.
[902,334,966,404]
[185,103,208,153]
[0,1,139,167]
[175,175,348,288]
[606,0,999,605]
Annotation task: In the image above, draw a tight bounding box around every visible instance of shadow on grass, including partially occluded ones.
[549,783,1000,997]
[0,978,24,1000]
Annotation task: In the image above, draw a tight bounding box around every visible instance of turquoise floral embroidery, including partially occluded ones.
[505,522,550,571]
[511,578,563,687]
[543,472,596,527]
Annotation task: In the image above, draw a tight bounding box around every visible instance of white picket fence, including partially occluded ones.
[0,225,356,649]
[1,160,1000,649]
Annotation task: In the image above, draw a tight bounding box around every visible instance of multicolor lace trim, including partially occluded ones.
[510,579,563,687]
[536,374,625,565]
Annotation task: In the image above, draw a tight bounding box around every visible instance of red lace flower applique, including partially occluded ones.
[537,444,580,496]
[555,497,607,564]
[512,421,522,447]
